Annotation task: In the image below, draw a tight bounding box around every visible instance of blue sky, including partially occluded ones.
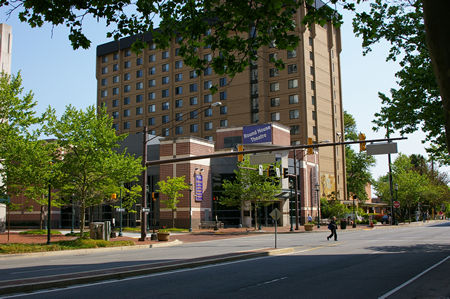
[0,6,446,182]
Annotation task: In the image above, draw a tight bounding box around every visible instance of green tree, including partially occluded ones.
[156,176,190,228]
[46,105,142,237]
[352,0,449,164]
[220,158,281,229]
[344,111,375,201]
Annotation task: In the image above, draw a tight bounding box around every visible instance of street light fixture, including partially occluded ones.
[315,183,320,228]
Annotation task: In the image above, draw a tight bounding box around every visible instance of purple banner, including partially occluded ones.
[243,124,272,144]
[195,174,203,202]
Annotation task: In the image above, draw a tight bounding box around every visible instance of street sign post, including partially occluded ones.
[270,208,282,248]
[393,201,400,208]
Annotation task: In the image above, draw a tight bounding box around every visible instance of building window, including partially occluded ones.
[136,119,143,127]
[112,87,119,95]
[310,66,315,76]
[125,49,131,57]
[204,67,212,76]
[190,70,198,78]
[251,84,258,96]
[311,81,315,90]
[162,63,169,72]
[175,60,183,69]
[309,51,314,60]
[149,43,156,50]
[204,53,212,62]
[175,48,180,56]
[288,79,298,89]
[162,51,169,59]
[149,129,156,135]
[175,73,183,82]
[204,94,212,103]
[112,111,119,119]
[149,66,156,75]
[175,99,183,108]
[190,124,198,133]
[269,68,279,77]
[309,37,313,46]
[113,75,119,83]
[289,94,299,104]
[136,94,143,103]
[313,126,317,136]
[162,89,169,98]
[162,76,169,84]
[136,70,143,78]
[312,96,316,106]
[251,113,259,123]
[162,102,170,110]
[112,123,119,130]
[220,119,228,127]
[148,92,156,100]
[190,110,199,119]
[113,52,119,60]
[101,67,108,74]
[288,64,297,74]
[175,112,183,121]
[148,79,156,87]
[175,86,183,95]
[113,64,119,71]
[312,111,317,120]
[271,97,280,107]
[102,56,108,63]
[204,108,212,117]
[291,140,301,145]
[271,112,280,121]
[204,122,213,131]
[124,73,130,81]
[123,121,130,129]
[190,83,198,92]
[269,53,277,61]
[148,117,155,126]
[124,85,131,92]
[220,91,227,100]
[270,82,279,92]
[124,109,130,117]
[220,106,227,115]
[149,54,156,62]
[204,80,212,90]
[289,109,299,119]
[112,99,119,107]
[148,104,156,112]
[287,49,297,58]
[162,128,169,137]
[136,82,143,90]
[190,97,198,105]
[219,77,227,87]
[136,57,143,65]
[175,126,183,135]
[162,115,169,123]
[290,125,300,135]
[124,61,131,68]
[124,97,130,105]
[101,78,107,86]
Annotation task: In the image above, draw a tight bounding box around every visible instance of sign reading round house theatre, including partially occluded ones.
[243,124,272,144]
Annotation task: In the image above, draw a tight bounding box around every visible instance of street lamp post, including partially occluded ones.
[315,183,320,228]
[352,195,357,228]
[119,186,123,237]
[71,197,75,234]
[394,183,398,225]
[289,182,294,231]
[47,181,51,245]
[189,183,192,232]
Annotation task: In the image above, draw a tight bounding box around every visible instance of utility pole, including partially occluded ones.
[139,126,148,241]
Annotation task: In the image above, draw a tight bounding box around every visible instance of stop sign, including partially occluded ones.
[393,201,400,208]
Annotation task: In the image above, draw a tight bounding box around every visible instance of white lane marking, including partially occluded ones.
[239,277,288,291]
[378,255,450,299]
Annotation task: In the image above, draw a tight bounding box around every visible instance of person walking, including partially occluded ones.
[327,216,338,241]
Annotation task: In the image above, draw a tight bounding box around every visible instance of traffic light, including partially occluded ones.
[237,144,244,162]
[267,165,276,177]
[152,192,159,201]
[307,137,314,155]
[111,193,117,200]
[288,176,295,189]
[359,133,366,152]
[283,168,289,178]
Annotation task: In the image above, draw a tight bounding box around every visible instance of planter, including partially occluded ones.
[157,232,170,241]
[304,224,314,231]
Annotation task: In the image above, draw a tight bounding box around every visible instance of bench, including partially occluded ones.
[199,221,224,230]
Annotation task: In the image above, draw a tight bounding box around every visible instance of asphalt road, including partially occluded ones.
[3,221,450,299]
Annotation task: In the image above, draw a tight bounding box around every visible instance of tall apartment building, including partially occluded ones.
[0,23,12,74]
[96,6,347,201]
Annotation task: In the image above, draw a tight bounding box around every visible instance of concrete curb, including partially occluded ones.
[0,239,183,260]
[0,247,294,296]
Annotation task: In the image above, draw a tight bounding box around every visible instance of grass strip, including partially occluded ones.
[19,230,62,235]
[0,239,135,254]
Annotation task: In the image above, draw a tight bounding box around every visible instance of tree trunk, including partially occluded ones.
[172,209,175,228]
[254,203,258,230]
[423,0,450,154]
[80,202,86,238]
[39,205,45,230]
